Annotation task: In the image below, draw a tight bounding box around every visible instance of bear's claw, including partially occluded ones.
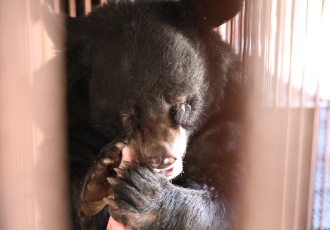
[80,142,126,216]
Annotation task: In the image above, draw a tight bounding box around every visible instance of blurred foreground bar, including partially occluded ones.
[0,1,69,229]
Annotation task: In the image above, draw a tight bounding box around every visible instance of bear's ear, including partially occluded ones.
[42,4,89,49]
[188,0,244,27]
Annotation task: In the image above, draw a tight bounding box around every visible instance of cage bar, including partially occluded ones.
[69,0,76,17]
[0,1,69,229]
[84,0,92,15]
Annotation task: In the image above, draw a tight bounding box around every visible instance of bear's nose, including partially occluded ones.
[143,142,177,169]
[147,156,176,169]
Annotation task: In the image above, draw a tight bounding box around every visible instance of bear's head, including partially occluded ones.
[45,0,243,179]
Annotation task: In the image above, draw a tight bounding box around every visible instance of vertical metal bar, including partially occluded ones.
[274,0,284,107]
[100,0,107,5]
[259,0,267,105]
[319,106,330,230]
[227,20,231,42]
[293,4,309,229]
[265,0,272,105]
[318,2,329,227]
[281,0,296,229]
[307,89,320,230]
[84,0,92,15]
[231,16,236,52]
[230,18,234,46]
[0,1,37,229]
[242,0,251,82]
[0,0,69,229]
[238,10,243,58]
[69,0,77,17]
[305,1,319,229]
[293,0,313,227]
[53,0,61,13]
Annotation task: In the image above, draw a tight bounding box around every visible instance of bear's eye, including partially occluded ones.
[120,107,136,124]
[121,114,132,123]
[170,103,191,126]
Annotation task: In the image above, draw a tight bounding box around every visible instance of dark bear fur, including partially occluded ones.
[57,0,245,229]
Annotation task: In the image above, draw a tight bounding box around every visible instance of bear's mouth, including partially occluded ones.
[153,166,173,174]
[164,167,174,175]
[153,159,183,180]
[163,168,175,180]
[118,141,183,180]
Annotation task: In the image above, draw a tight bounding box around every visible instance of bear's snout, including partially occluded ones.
[143,141,183,179]
[144,142,177,169]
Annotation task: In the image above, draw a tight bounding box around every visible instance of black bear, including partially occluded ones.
[54,0,245,229]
